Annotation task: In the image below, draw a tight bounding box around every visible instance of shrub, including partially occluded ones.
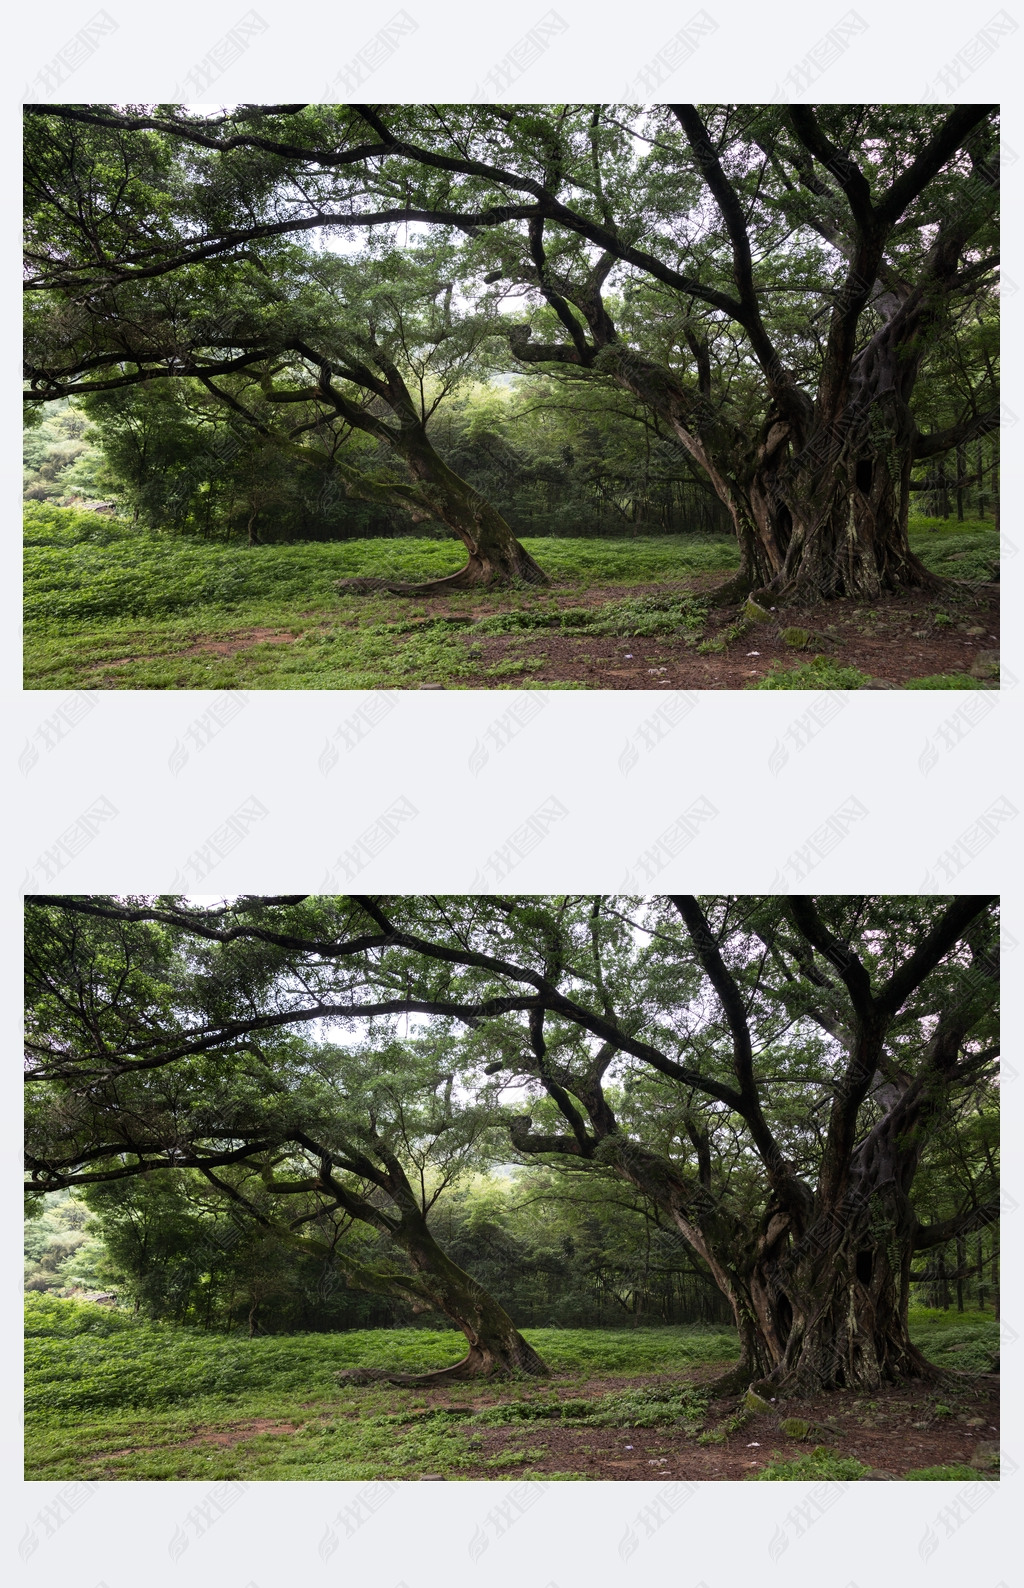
[24,1293,136,1338]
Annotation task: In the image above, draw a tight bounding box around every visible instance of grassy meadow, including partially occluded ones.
[23,505,999,690]
[26,1295,999,1482]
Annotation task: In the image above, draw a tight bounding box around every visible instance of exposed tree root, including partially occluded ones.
[751,558,947,608]
[335,1346,547,1387]
[334,577,392,594]
[704,1360,760,1398]
[706,572,757,607]
[336,553,549,596]
[385,553,550,594]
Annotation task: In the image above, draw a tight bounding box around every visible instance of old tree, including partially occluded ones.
[25,103,999,598]
[25,894,998,1392]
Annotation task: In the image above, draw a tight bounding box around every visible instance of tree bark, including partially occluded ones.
[594,343,944,605]
[383,1218,548,1381]
[744,398,942,603]
[956,444,966,521]
[384,429,549,592]
[532,1123,945,1395]
[300,1142,550,1382]
[956,1234,966,1312]
[742,1182,941,1392]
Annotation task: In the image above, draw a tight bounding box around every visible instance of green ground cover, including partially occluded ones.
[24,505,997,690]
[25,1296,998,1482]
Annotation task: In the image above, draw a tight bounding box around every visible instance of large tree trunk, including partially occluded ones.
[331,1216,548,1384]
[607,1138,935,1395]
[749,1252,932,1392]
[736,1180,938,1393]
[602,339,945,606]
[743,398,942,604]
[389,1222,548,1381]
[390,430,549,592]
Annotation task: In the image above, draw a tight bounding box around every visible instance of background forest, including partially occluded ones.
[26,1159,996,1338]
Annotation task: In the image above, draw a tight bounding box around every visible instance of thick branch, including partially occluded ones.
[914,1200,1000,1250]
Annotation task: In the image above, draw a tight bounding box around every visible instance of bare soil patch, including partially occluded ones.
[452,584,999,690]
[107,1418,299,1457]
[426,1371,999,1481]
[180,629,299,658]
[89,628,300,672]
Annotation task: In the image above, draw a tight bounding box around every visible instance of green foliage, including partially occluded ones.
[746,1448,869,1480]
[422,1168,735,1332]
[25,1299,745,1479]
[908,518,995,538]
[696,616,748,654]
[25,1298,736,1422]
[748,658,873,689]
[24,510,739,688]
[475,591,709,638]
[905,1309,1000,1373]
[903,674,990,689]
[79,1172,400,1335]
[24,503,465,626]
[24,1191,108,1295]
[24,506,736,631]
[904,1463,992,1480]
[908,525,1000,584]
[26,1304,465,1418]
[436,378,734,541]
[24,1294,134,1338]
[470,1383,710,1429]
[22,400,108,502]
[696,1408,751,1446]
[23,500,134,548]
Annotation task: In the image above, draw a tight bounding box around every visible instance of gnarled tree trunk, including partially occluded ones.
[604,1137,936,1396]
[746,1203,933,1391]
[599,331,947,606]
[742,389,941,603]
[389,1219,548,1381]
[389,434,548,591]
